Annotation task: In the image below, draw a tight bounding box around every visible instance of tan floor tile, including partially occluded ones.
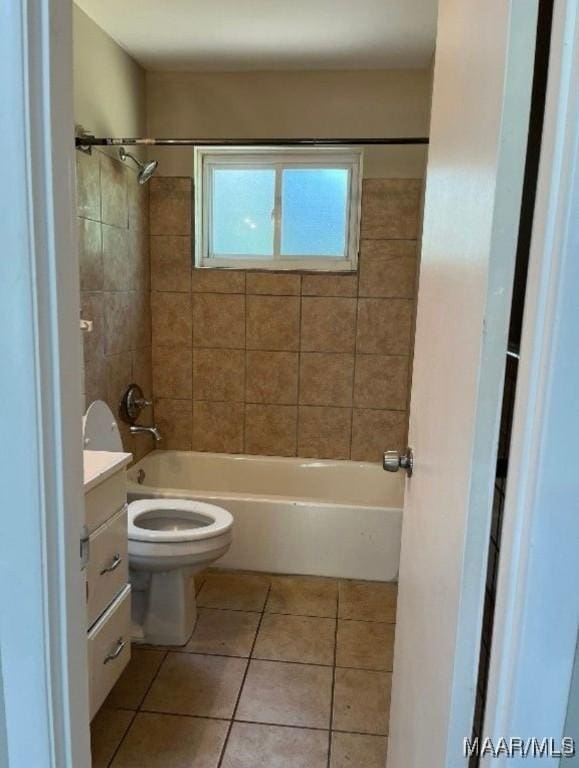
[105,649,166,710]
[338,580,397,622]
[332,669,392,735]
[336,620,395,671]
[222,722,329,768]
[186,609,260,657]
[253,614,336,665]
[330,732,388,768]
[236,659,333,728]
[90,708,133,768]
[266,576,338,618]
[197,571,270,611]
[110,712,228,768]
[143,652,247,718]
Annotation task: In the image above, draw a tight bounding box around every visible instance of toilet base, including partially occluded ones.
[130,566,198,646]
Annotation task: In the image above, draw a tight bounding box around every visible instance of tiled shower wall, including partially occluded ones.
[76,149,154,461]
[150,177,421,462]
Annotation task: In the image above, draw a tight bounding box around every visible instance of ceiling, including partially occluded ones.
[75,0,438,72]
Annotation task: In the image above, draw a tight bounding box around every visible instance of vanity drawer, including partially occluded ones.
[88,584,131,720]
[85,468,126,533]
[87,506,128,629]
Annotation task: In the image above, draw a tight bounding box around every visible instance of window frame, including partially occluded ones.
[194,146,363,272]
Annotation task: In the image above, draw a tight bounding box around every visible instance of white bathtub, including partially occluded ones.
[127,451,404,581]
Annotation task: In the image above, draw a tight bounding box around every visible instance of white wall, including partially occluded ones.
[146,70,432,177]
[73,5,146,150]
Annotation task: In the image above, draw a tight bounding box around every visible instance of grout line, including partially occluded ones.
[327,583,340,767]
[296,279,303,455]
[105,649,169,767]
[216,582,272,767]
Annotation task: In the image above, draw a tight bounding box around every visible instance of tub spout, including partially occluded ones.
[129,424,162,442]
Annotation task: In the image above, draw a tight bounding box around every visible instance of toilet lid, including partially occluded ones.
[128,498,233,543]
[83,400,123,452]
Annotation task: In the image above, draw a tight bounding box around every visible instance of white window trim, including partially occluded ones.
[194,146,363,272]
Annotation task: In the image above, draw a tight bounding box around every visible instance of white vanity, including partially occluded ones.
[83,449,132,719]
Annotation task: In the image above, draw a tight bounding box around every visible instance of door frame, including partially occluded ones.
[0,0,90,766]
[482,0,579,758]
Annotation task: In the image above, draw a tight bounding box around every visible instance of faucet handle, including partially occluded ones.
[133,397,152,409]
[120,384,151,425]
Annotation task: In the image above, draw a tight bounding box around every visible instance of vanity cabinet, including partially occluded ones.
[84,450,132,719]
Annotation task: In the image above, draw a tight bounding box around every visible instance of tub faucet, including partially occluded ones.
[130,424,162,442]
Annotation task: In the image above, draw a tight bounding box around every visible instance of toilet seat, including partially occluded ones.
[128,498,233,544]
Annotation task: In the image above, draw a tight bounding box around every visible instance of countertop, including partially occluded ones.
[83,450,132,493]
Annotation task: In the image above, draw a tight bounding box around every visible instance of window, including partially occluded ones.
[194,147,362,271]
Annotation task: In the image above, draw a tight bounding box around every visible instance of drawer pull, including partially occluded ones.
[100,554,122,575]
[103,637,126,664]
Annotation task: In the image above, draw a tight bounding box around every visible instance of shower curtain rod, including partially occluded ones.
[75,136,429,148]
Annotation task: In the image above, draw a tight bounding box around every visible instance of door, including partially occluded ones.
[387,2,540,767]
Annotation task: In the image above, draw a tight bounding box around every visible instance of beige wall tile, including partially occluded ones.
[236,659,333,728]
[143,652,247,718]
[246,272,301,295]
[361,179,421,239]
[76,150,100,221]
[155,398,192,450]
[105,352,132,415]
[354,354,409,410]
[151,291,192,348]
[128,171,149,232]
[153,346,192,399]
[192,268,245,293]
[111,712,227,768]
[301,297,356,353]
[193,348,245,402]
[100,154,128,228]
[81,292,105,361]
[351,409,408,462]
[84,352,107,406]
[359,240,417,298]
[332,668,392,734]
[128,228,151,292]
[132,347,153,401]
[151,235,191,292]
[245,404,297,456]
[246,351,298,404]
[298,406,352,460]
[246,296,300,351]
[104,292,134,355]
[330,732,387,768]
[222,722,328,768]
[192,401,244,453]
[78,218,103,292]
[102,224,130,290]
[356,298,413,355]
[150,177,191,235]
[299,353,354,406]
[133,290,152,349]
[302,272,358,297]
[193,293,245,349]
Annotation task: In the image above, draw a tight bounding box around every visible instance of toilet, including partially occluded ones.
[83,400,234,646]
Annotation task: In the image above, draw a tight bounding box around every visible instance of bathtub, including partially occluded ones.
[127,451,404,581]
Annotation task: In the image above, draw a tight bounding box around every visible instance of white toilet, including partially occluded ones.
[83,400,234,646]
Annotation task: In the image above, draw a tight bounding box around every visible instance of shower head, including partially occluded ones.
[118,147,158,184]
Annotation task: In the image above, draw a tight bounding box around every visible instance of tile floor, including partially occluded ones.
[91,570,397,768]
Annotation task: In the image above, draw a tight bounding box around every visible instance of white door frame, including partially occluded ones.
[0,0,90,766]
[483,0,579,759]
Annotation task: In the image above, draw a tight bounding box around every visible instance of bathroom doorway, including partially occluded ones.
[2,1,578,767]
